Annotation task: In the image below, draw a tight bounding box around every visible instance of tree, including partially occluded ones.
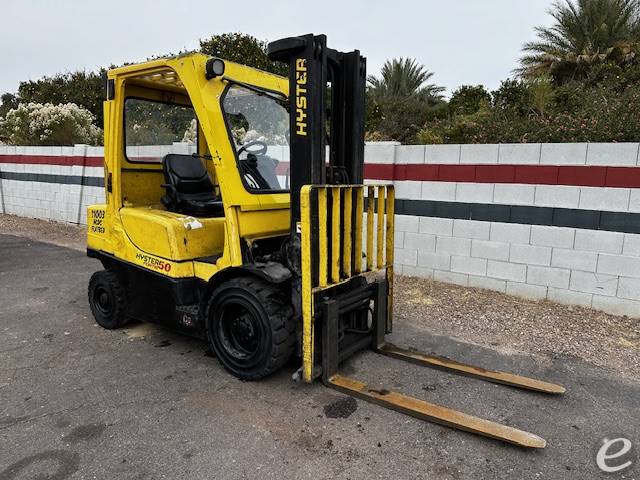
[367,58,444,102]
[448,85,491,115]
[199,32,287,76]
[366,58,445,143]
[0,93,19,118]
[0,103,102,146]
[14,70,105,126]
[519,0,640,83]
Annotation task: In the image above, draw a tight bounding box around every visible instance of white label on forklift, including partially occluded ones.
[296,222,302,234]
[181,217,203,230]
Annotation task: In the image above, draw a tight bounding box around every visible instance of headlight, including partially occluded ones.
[205,58,225,79]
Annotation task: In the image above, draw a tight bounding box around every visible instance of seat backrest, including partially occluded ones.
[162,154,214,195]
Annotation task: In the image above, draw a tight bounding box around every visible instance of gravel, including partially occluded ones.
[394,275,640,380]
[2,213,638,380]
[0,213,85,251]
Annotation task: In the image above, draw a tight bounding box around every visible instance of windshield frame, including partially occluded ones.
[220,82,290,195]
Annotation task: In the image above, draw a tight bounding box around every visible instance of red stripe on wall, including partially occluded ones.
[558,166,607,187]
[3,154,640,188]
[0,154,104,167]
[606,167,640,188]
[365,163,640,188]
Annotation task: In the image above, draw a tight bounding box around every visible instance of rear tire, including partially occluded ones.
[205,277,296,381]
[88,270,128,329]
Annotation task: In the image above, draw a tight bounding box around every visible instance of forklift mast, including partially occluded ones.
[267,34,366,228]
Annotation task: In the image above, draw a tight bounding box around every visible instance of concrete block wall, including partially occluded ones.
[1,142,640,319]
[0,145,105,224]
[367,142,640,319]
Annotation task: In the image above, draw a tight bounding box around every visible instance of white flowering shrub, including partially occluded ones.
[0,102,102,145]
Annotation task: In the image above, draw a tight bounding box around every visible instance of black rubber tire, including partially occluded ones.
[205,277,296,381]
[88,270,129,329]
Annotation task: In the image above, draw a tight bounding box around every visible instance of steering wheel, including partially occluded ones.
[238,140,268,156]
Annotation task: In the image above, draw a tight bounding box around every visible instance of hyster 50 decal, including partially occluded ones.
[135,252,172,272]
[295,58,307,136]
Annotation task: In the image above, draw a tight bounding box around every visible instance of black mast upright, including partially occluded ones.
[268,34,367,317]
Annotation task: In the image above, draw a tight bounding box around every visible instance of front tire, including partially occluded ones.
[88,270,128,329]
[205,277,296,381]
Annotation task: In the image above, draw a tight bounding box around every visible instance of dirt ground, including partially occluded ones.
[0,214,86,251]
[1,213,638,380]
[394,277,640,380]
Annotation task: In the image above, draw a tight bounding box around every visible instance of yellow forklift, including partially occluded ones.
[87,34,564,448]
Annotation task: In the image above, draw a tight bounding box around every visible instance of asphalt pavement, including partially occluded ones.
[0,234,638,479]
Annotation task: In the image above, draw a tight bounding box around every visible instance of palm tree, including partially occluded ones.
[518,0,640,83]
[367,58,444,103]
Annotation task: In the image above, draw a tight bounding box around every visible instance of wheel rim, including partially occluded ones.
[217,299,264,363]
[93,286,113,316]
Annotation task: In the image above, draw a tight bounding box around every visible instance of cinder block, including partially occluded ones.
[629,190,640,213]
[418,252,451,270]
[453,219,490,240]
[396,145,425,164]
[395,214,419,233]
[592,295,640,318]
[547,287,593,308]
[510,244,552,266]
[570,271,619,296]
[394,231,405,249]
[551,248,598,272]
[586,142,639,166]
[487,260,527,282]
[86,146,104,157]
[451,256,487,276]
[468,275,506,293]
[506,281,548,300]
[404,232,436,252]
[456,183,494,203]
[435,236,471,256]
[534,185,580,209]
[597,254,640,279]
[394,181,422,200]
[0,145,16,155]
[490,222,531,244]
[531,225,575,248]
[434,270,469,287]
[527,265,570,288]
[575,230,623,255]
[623,234,640,257]
[425,144,460,164]
[421,181,457,201]
[460,144,499,164]
[365,144,397,164]
[402,265,434,279]
[540,143,587,165]
[419,217,453,236]
[394,248,418,267]
[498,143,541,164]
[471,239,510,261]
[618,277,640,301]
[579,187,630,212]
[494,184,535,206]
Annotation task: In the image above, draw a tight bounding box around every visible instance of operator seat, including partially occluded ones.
[161,154,224,217]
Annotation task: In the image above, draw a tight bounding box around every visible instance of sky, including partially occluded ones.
[0,0,555,97]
